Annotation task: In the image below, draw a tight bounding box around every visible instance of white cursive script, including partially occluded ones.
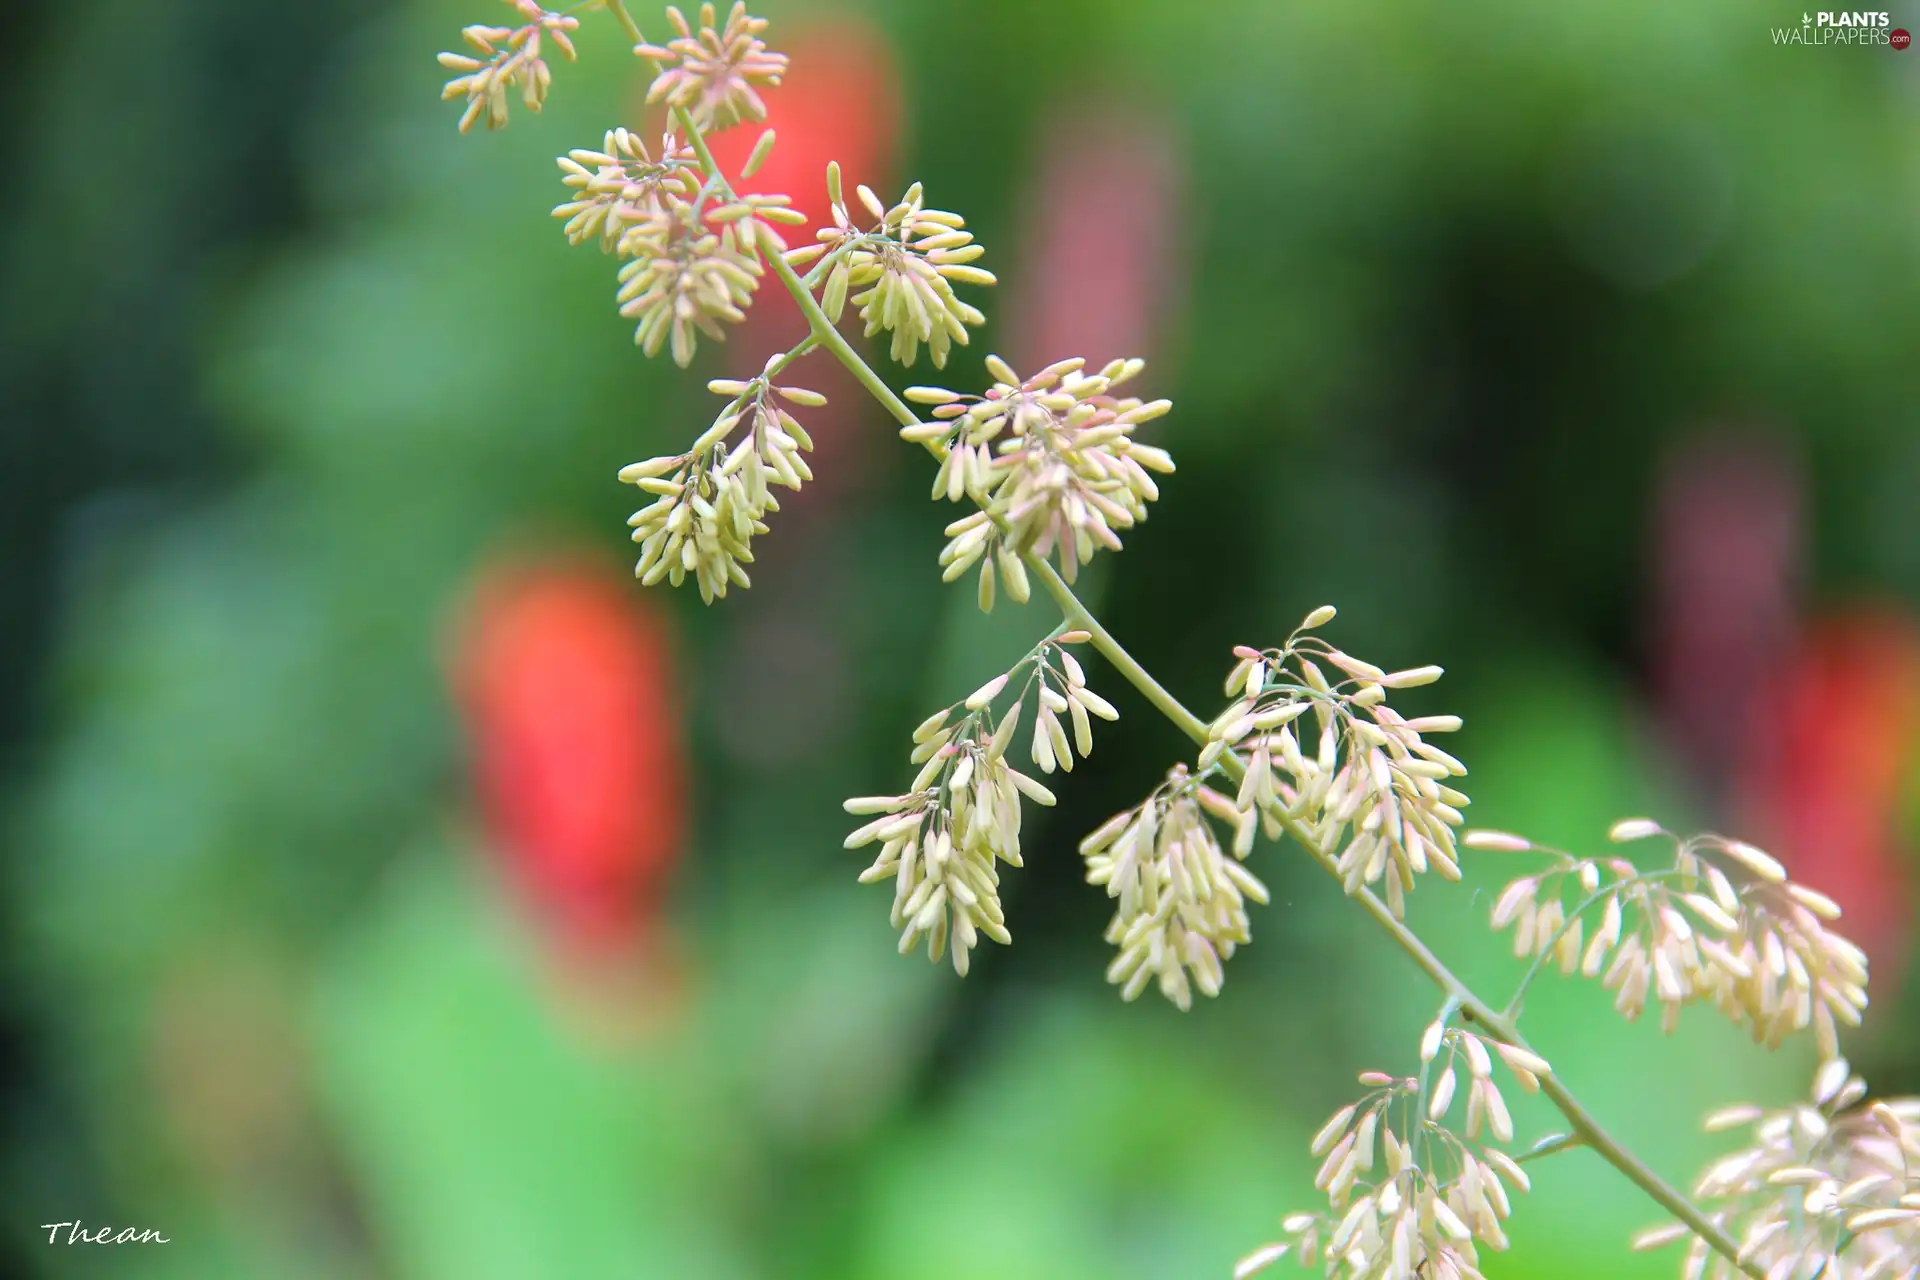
[41,1221,170,1245]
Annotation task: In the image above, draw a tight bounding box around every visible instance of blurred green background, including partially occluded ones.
[3,0,1919,1275]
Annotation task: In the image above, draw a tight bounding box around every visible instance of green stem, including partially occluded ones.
[695,335,821,453]
[754,333,819,386]
[1505,879,1616,1022]
[1020,546,1757,1276]
[1022,551,1209,738]
[604,0,645,44]
[800,244,849,291]
[1515,1132,1588,1165]
[670,105,922,431]
[642,29,1758,1275]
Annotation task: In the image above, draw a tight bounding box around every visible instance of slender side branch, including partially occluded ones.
[1022,550,1208,738]
[1501,868,1686,1021]
[670,106,924,429]
[1514,1132,1589,1165]
[1505,880,1618,1022]
[1021,548,1761,1278]
[605,0,646,45]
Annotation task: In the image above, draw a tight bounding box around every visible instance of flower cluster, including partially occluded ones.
[1080,766,1269,1011]
[618,359,822,599]
[935,508,1032,613]
[1238,1028,1543,1279]
[1006,641,1118,776]
[1478,821,1870,1056]
[842,709,1036,975]
[1415,1019,1551,1143]
[1633,1060,1920,1279]
[785,165,992,368]
[905,356,1174,587]
[447,7,800,361]
[554,129,701,252]
[637,2,789,134]
[614,206,766,366]
[438,1,580,132]
[1202,606,1469,918]
[844,635,1115,974]
[551,123,802,365]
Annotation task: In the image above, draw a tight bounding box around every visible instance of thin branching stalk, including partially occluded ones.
[656,83,1765,1280]
[1022,548,1765,1278]
[435,9,1888,1273]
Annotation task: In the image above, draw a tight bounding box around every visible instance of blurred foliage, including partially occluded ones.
[2,0,1917,1276]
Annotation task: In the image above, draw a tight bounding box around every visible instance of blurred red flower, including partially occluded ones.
[1005,95,1187,373]
[452,552,687,962]
[1649,433,1801,797]
[704,19,901,234]
[1737,608,1920,984]
[704,19,904,511]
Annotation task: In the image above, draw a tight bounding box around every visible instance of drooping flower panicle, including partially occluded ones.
[439,1,580,132]
[614,206,765,366]
[551,121,803,365]
[1632,1060,1919,1279]
[432,18,1919,1280]
[1204,606,1470,919]
[637,3,789,134]
[786,166,993,369]
[1238,1027,1540,1280]
[619,358,822,600]
[906,356,1174,587]
[553,122,817,577]
[844,634,1115,973]
[1479,821,1870,1055]
[1081,765,1268,1011]
[554,129,701,252]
